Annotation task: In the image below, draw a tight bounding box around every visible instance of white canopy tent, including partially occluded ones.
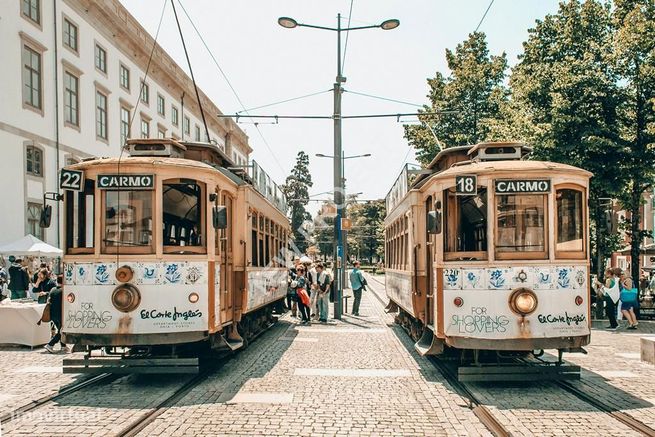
[0,234,62,257]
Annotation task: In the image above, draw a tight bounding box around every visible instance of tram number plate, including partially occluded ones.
[455,175,477,195]
[60,169,84,191]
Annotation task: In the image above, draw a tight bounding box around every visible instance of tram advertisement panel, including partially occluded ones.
[63,261,208,334]
[386,271,414,316]
[246,269,287,312]
[442,265,590,339]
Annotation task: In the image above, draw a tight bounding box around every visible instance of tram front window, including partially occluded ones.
[556,188,584,253]
[496,194,546,257]
[163,180,204,251]
[444,188,487,260]
[104,191,153,250]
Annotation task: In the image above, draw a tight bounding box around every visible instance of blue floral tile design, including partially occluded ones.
[93,263,116,286]
[75,263,93,285]
[64,264,74,285]
[556,267,573,289]
[487,268,509,289]
[443,269,461,290]
[164,262,184,284]
[462,269,485,289]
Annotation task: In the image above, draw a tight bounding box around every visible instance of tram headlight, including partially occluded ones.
[111,283,141,313]
[509,288,538,316]
[188,292,199,303]
[66,293,75,303]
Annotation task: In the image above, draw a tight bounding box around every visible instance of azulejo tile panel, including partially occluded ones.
[462,268,485,289]
[93,262,116,286]
[441,266,585,291]
[487,268,511,290]
[443,268,462,290]
[533,267,554,290]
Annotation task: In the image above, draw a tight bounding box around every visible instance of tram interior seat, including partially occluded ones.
[162,182,202,247]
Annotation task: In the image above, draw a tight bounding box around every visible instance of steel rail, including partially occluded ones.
[363,273,511,437]
[0,372,117,425]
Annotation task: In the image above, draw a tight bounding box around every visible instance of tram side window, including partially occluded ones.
[556,188,584,253]
[65,179,94,253]
[496,194,546,258]
[162,180,204,252]
[104,190,153,251]
[444,188,488,259]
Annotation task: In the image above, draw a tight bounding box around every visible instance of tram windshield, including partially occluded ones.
[444,188,488,259]
[65,180,95,253]
[162,180,203,248]
[103,191,153,249]
[556,188,583,252]
[495,194,546,257]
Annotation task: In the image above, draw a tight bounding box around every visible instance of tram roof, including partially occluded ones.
[69,156,218,171]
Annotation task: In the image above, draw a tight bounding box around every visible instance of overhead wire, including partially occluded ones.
[176,0,286,175]
[341,0,355,73]
[344,90,424,107]
[236,89,332,114]
[474,0,495,32]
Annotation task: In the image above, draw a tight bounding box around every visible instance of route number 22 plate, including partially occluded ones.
[455,175,477,195]
[60,169,84,191]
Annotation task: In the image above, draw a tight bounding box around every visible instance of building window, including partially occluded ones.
[157,94,165,116]
[120,106,130,144]
[140,81,149,104]
[194,125,201,141]
[22,45,42,110]
[63,71,79,127]
[94,44,107,73]
[171,105,178,126]
[158,129,165,139]
[183,116,190,136]
[22,0,40,25]
[63,18,78,53]
[141,118,149,138]
[26,145,42,176]
[95,91,108,140]
[119,64,130,90]
[27,203,44,240]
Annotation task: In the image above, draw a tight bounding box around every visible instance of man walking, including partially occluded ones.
[8,256,29,300]
[349,261,366,316]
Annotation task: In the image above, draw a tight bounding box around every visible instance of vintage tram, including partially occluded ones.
[384,142,591,379]
[46,139,290,373]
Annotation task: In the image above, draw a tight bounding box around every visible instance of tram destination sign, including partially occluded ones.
[495,179,551,194]
[97,174,155,190]
[60,169,84,191]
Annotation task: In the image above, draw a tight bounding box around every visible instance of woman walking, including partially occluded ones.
[294,266,311,325]
[618,270,639,330]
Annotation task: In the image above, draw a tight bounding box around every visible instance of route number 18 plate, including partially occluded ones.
[60,169,84,191]
[455,175,477,195]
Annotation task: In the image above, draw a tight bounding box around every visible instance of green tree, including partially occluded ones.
[613,0,655,285]
[508,0,625,276]
[347,200,386,263]
[313,203,335,261]
[404,32,508,165]
[280,151,313,253]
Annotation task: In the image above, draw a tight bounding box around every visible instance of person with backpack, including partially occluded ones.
[349,261,367,317]
[44,275,70,354]
[594,267,619,330]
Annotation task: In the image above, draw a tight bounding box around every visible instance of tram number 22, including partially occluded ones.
[60,169,84,191]
[455,175,477,195]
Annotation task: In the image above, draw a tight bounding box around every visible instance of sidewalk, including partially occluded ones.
[138,277,491,436]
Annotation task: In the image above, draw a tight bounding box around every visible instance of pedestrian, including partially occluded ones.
[308,263,320,320]
[44,275,70,354]
[7,256,30,300]
[32,268,57,304]
[287,256,301,317]
[32,262,48,283]
[0,265,8,300]
[315,263,331,323]
[349,261,367,317]
[594,267,620,330]
[294,266,311,324]
[619,270,639,330]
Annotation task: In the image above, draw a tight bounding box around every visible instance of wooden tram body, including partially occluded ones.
[57,139,290,367]
[384,143,592,367]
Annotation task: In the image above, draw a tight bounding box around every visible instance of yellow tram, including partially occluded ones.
[384,142,591,379]
[46,139,290,372]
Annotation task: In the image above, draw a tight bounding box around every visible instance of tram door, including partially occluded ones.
[425,196,434,328]
[219,195,234,322]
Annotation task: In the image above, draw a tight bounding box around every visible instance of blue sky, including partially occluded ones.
[120,0,560,215]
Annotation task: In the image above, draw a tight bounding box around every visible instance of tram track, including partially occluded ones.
[365,272,655,437]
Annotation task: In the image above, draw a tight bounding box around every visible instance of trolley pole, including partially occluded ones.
[333,13,344,319]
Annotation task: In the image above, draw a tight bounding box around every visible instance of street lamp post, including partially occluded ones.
[279,14,398,319]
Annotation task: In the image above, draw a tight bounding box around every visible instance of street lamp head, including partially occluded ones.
[362,153,372,157]
[278,17,298,29]
[315,153,328,158]
[380,19,400,30]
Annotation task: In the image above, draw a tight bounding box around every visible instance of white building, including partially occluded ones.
[0,0,252,248]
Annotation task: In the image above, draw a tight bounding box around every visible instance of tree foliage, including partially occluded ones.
[404,32,508,165]
[280,151,313,253]
[346,200,386,263]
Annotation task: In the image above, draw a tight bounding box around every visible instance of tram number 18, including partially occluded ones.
[455,175,477,195]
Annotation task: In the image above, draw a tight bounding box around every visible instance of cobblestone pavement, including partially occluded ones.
[137,287,491,436]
